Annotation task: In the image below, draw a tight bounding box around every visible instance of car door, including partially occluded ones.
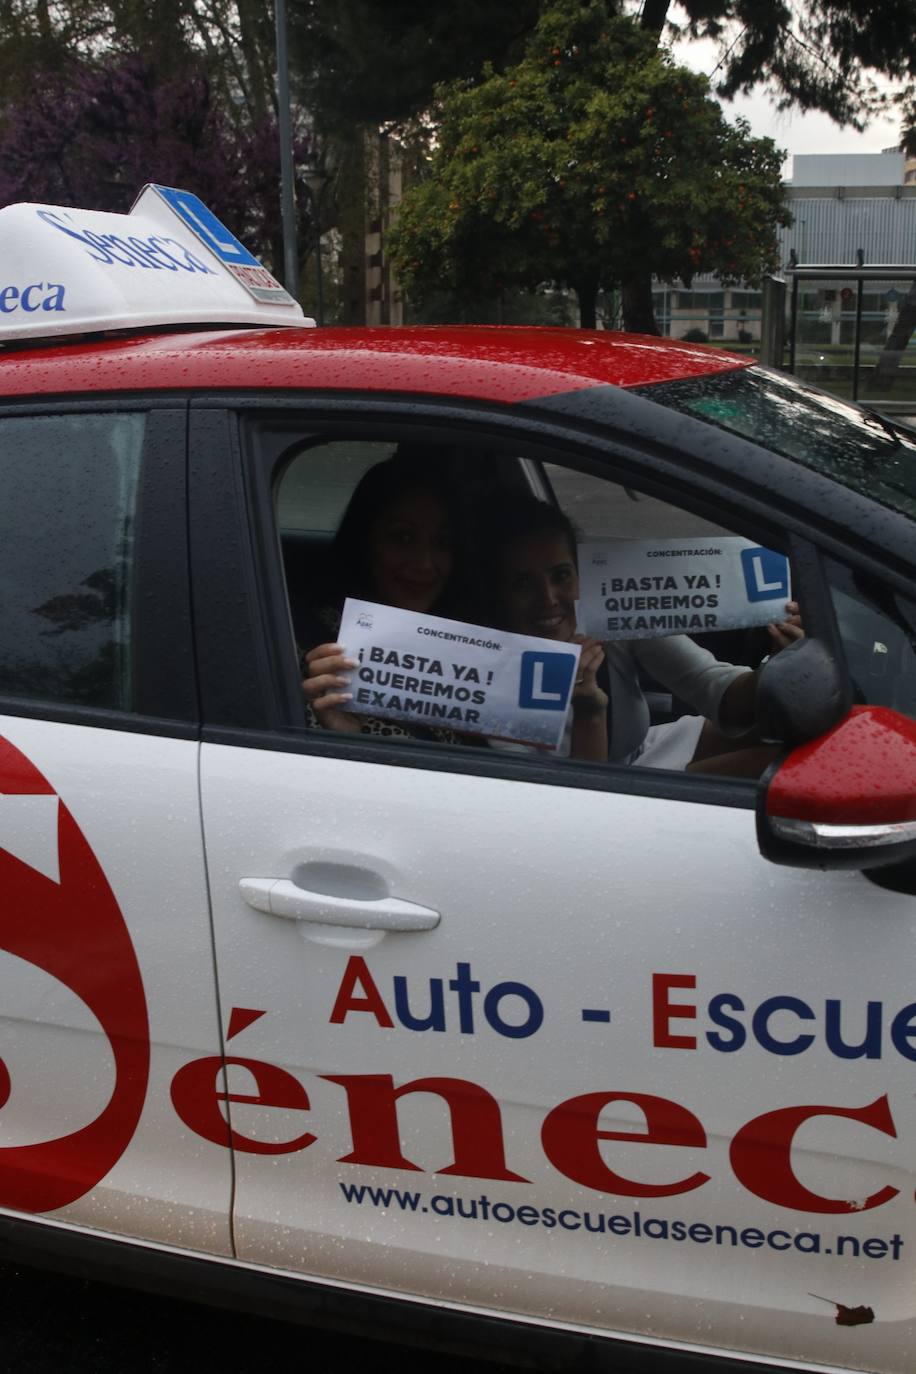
[193,399,916,1374]
[0,402,231,1253]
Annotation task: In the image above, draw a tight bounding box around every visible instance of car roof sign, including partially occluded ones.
[0,183,312,343]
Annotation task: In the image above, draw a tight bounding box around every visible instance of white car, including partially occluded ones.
[1,187,915,1374]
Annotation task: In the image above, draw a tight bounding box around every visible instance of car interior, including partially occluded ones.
[275,438,787,737]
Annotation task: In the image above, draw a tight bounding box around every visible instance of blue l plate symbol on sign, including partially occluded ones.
[740,547,790,603]
[518,652,576,711]
[152,186,261,267]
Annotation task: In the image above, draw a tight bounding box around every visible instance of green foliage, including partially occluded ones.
[674,0,916,132]
[291,0,540,129]
[404,284,575,326]
[388,1,789,323]
[0,2,278,123]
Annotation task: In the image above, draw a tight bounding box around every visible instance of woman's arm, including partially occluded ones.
[568,636,609,762]
[637,601,804,735]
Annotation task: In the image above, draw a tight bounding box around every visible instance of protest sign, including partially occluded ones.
[576,537,791,642]
[338,599,581,749]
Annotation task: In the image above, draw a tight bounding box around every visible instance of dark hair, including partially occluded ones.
[470,493,580,626]
[327,450,460,609]
[486,493,579,566]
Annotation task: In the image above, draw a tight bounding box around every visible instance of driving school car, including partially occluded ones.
[1,187,915,1374]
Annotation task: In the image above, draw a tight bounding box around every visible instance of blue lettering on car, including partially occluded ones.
[0,282,66,313]
[37,210,214,274]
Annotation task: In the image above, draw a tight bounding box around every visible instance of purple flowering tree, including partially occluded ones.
[0,53,314,272]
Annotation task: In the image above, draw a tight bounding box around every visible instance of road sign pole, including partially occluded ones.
[275,0,299,299]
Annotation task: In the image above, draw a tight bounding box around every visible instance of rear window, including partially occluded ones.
[637,367,916,521]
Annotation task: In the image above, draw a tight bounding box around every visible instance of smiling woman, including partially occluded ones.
[482,499,610,763]
[476,493,801,774]
[300,452,465,740]
[363,489,454,614]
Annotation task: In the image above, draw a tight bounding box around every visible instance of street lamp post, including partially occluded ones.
[274,0,298,298]
[303,164,328,325]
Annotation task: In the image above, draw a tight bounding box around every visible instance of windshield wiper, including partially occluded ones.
[859,406,916,446]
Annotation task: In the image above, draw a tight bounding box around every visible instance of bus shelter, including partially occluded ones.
[772,259,916,414]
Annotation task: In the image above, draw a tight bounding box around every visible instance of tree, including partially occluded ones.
[646,0,916,134]
[0,52,311,269]
[290,0,542,129]
[0,2,280,118]
[642,0,916,371]
[388,3,788,330]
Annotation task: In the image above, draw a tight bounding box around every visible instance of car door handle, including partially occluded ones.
[239,878,441,932]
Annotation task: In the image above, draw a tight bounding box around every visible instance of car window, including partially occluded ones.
[277,440,396,534]
[637,367,916,521]
[827,558,916,721]
[543,463,732,540]
[276,438,795,782]
[0,411,144,710]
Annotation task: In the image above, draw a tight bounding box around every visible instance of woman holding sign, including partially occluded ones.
[485,497,802,773]
[301,453,465,741]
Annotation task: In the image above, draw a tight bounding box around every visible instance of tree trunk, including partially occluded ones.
[868,283,916,394]
[576,283,598,330]
[621,274,660,335]
[639,0,672,37]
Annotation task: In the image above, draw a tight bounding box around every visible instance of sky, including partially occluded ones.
[669,34,905,179]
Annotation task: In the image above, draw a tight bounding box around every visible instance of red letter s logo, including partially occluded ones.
[0,737,150,1211]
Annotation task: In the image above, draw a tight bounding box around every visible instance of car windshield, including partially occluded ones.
[636,366,916,522]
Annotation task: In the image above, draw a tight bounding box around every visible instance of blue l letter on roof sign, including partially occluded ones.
[518,652,576,711]
[740,546,790,603]
[151,186,260,267]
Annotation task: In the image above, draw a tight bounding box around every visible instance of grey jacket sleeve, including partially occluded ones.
[633,635,750,728]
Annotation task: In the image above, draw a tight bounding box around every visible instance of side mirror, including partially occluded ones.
[755,637,851,745]
[758,705,916,871]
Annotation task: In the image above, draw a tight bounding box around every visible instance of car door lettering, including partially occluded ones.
[653,972,916,1060]
[730,1097,899,1214]
[170,1053,316,1155]
[329,955,545,1039]
[165,1045,902,1215]
[541,1091,710,1198]
[325,1074,528,1181]
[0,735,149,1212]
[337,1184,906,1261]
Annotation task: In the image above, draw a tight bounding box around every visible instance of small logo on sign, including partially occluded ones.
[518,652,576,711]
[740,547,790,603]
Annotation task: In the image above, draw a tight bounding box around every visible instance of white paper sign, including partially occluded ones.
[577,537,792,642]
[338,599,582,749]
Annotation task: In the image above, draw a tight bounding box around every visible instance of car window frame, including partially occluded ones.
[0,396,197,738]
[188,384,916,813]
[192,392,867,807]
[189,392,875,814]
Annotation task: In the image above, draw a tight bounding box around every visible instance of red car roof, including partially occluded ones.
[0,325,749,405]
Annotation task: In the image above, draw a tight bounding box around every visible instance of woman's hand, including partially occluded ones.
[570,635,608,716]
[302,642,360,734]
[767,600,804,652]
[568,635,609,763]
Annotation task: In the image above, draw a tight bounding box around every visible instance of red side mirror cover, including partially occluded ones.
[767,705,916,826]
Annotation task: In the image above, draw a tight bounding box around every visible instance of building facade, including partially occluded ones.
[655,152,916,344]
